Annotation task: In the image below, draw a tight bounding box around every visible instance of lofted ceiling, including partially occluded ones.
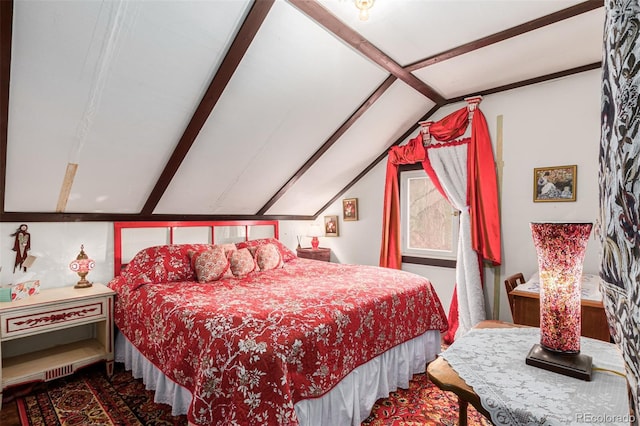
[0,0,604,222]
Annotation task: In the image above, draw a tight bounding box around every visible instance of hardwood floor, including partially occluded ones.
[1,382,42,426]
[0,400,21,426]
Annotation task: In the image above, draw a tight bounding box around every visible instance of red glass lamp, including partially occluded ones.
[308,225,323,250]
[526,222,593,380]
[69,245,95,289]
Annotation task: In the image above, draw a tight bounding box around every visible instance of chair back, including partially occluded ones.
[504,272,526,317]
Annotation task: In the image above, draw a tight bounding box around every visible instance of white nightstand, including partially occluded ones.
[0,283,114,407]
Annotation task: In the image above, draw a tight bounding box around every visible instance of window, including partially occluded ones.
[400,167,459,266]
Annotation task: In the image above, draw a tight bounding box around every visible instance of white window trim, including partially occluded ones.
[400,169,459,261]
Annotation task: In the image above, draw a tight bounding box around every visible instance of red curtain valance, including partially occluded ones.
[379,106,501,269]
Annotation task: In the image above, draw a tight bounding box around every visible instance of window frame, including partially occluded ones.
[398,164,458,268]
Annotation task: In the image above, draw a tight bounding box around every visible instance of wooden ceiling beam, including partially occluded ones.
[405,0,604,72]
[0,212,315,223]
[289,0,445,105]
[0,0,13,216]
[314,104,441,217]
[447,62,602,104]
[140,0,275,215]
[257,75,397,215]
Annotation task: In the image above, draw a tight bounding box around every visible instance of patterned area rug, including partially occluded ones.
[17,363,187,426]
[363,372,491,426]
[16,362,490,426]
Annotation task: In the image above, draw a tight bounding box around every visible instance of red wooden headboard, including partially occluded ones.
[113,220,279,276]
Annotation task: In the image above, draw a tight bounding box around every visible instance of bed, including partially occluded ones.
[107,221,448,426]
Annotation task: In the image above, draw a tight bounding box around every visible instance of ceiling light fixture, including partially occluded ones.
[355,0,374,21]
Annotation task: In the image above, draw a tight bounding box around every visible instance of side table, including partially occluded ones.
[428,320,629,425]
[296,247,331,262]
[0,284,115,408]
[428,320,514,425]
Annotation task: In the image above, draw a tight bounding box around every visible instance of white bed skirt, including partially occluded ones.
[115,329,441,426]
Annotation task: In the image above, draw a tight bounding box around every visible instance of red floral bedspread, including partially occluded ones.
[109,246,447,426]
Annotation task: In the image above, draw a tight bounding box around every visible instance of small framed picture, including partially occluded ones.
[342,198,358,221]
[533,165,577,202]
[324,215,339,237]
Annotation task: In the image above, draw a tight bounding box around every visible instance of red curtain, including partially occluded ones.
[468,110,501,265]
[379,136,427,269]
[379,105,501,340]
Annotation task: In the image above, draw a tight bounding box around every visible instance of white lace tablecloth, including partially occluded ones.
[440,327,630,425]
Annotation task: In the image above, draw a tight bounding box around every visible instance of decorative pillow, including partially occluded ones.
[122,244,212,289]
[236,238,296,263]
[192,246,230,283]
[254,243,284,271]
[229,248,256,277]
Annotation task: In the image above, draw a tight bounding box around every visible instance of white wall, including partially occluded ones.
[0,70,601,323]
[0,222,114,288]
[489,69,601,320]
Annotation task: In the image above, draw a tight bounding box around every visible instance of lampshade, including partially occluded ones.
[308,225,323,238]
[69,245,95,289]
[526,222,593,380]
[308,224,323,250]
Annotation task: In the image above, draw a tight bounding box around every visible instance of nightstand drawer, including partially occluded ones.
[296,247,331,262]
[1,298,107,339]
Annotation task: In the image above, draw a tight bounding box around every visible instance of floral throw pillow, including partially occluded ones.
[254,243,284,271]
[236,238,296,263]
[192,246,230,283]
[218,243,237,257]
[229,248,256,277]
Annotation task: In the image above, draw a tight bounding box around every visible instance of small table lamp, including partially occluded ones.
[69,245,95,289]
[308,225,323,250]
[526,222,593,380]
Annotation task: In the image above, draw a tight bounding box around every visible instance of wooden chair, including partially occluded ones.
[504,272,526,317]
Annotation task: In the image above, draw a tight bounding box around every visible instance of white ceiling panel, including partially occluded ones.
[155,0,388,215]
[267,80,434,215]
[319,0,584,66]
[2,1,605,219]
[7,0,109,211]
[6,0,250,212]
[413,9,604,99]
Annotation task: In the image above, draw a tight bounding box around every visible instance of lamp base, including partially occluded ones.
[74,279,93,289]
[526,344,592,381]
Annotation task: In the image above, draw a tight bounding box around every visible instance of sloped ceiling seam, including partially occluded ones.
[59,0,130,213]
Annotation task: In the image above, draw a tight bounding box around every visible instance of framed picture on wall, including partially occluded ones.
[342,198,358,221]
[324,215,339,237]
[533,165,577,202]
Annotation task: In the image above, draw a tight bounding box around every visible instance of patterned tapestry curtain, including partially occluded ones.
[599,1,640,421]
